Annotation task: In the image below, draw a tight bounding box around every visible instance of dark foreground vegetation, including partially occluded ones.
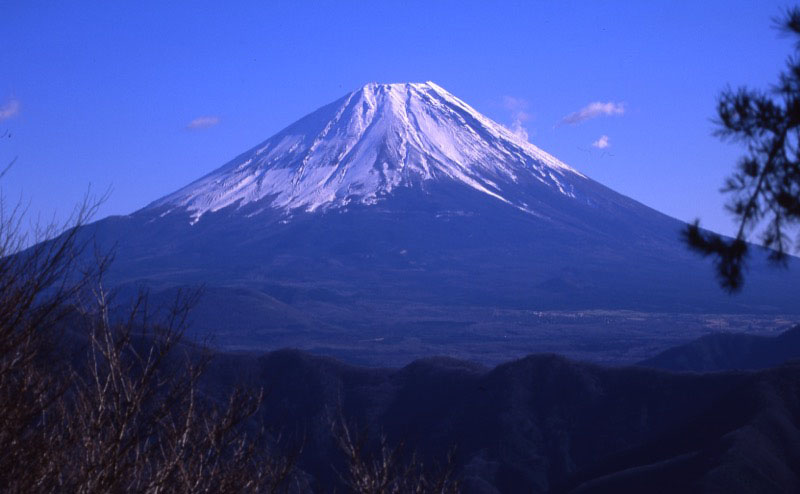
[0,202,291,492]
[0,203,459,493]
[2,203,800,493]
[685,7,800,291]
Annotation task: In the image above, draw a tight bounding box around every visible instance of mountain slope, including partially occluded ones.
[78,82,800,362]
[639,325,800,372]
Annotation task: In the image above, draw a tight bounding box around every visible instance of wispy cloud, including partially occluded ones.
[503,96,531,141]
[560,102,624,125]
[186,115,220,130]
[0,99,20,121]
[592,135,610,149]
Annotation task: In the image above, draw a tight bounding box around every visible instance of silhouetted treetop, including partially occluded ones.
[685,7,800,292]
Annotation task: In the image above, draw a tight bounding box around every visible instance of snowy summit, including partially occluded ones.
[149,82,585,222]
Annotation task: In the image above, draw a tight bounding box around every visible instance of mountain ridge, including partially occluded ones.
[200,344,800,492]
[639,324,800,372]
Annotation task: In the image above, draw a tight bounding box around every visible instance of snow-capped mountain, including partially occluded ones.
[83,82,799,363]
[149,82,584,222]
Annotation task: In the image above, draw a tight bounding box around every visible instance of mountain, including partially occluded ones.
[639,324,800,372]
[199,347,800,493]
[81,82,800,364]
[52,323,800,492]
[150,81,585,221]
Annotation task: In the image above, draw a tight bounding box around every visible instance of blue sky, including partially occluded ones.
[0,1,792,236]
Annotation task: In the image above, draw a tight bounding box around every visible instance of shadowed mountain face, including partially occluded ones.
[639,325,800,372]
[78,82,800,362]
[200,348,800,493]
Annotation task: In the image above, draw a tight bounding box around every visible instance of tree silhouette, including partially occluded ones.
[0,191,299,492]
[685,7,800,292]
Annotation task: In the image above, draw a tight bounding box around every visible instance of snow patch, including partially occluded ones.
[148,82,586,221]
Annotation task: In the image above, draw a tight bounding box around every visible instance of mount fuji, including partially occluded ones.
[151,82,583,220]
[83,82,799,365]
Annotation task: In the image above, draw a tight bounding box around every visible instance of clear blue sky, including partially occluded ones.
[0,1,792,236]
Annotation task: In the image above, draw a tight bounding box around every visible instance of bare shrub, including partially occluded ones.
[0,196,297,493]
[333,416,460,494]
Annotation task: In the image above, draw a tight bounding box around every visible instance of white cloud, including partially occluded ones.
[502,96,531,141]
[509,116,530,141]
[0,99,20,121]
[560,101,624,125]
[186,115,220,130]
[592,135,610,149]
